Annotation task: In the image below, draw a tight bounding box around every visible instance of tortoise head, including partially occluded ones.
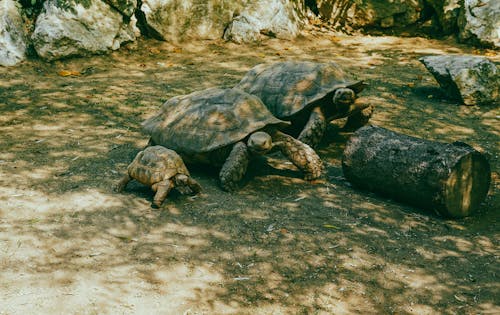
[332,88,356,107]
[247,131,273,155]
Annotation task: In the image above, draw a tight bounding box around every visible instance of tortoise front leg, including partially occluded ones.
[343,104,374,131]
[297,106,327,148]
[116,173,132,192]
[219,141,249,191]
[174,174,202,195]
[186,177,202,195]
[273,131,324,180]
[151,179,174,208]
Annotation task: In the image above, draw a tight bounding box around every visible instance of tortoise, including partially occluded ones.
[116,145,201,208]
[235,61,374,147]
[141,87,324,191]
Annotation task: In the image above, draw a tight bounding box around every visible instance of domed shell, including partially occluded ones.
[235,61,366,118]
[128,146,190,186]
[142,88,289,154]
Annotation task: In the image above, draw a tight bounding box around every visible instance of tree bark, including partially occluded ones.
[342,125,491,218]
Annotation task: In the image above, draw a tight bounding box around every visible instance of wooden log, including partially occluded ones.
[342,125,491,218]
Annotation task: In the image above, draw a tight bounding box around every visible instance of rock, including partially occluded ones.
[315,0,424,30]
[139,0,242,41]
[0,0,28,66]
[139,0,300,43]
[223,0,300,43]
[32,0,138,61]
[419,55,499,106]
[425,0,461,34]
[104,0,137,17]
[458,0,500,48]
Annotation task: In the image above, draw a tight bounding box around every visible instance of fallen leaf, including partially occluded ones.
[329,36,341,43]
[280,228,288,234]
[149,47,161,54]
[407,83,415,88]
[323,224,339,229]
[58,70,81,77]
[172,47,182,53]
[484,50,497,57]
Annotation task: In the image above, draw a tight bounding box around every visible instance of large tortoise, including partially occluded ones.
[116,145,201,207]
[235,61,373,147]
[142,87,324,191]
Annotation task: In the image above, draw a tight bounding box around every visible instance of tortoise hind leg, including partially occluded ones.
[151,179,174,208]
[116,173,132,192]
[273,131,324,180]
[219,141,249,191]
[297,106,327,148]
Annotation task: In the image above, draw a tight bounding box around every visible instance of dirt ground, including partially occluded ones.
[0,30,499,315]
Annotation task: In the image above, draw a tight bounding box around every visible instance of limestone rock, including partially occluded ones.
[419,55,499,106]
[32,0,138,61]
[458,0,500,48]
[139,0,242,41]
[223,0,300,43]
[139,0,300,43]
[315,0,424,30]
[0,0,27,66]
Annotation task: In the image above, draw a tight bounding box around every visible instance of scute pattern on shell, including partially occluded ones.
[128,146,190,186]
[236,61,364,118]
[142,88,289,154]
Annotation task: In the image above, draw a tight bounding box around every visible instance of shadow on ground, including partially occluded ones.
[0,35,498,314]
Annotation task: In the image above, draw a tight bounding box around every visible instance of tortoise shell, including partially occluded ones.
[128,146,190,187]
[142,88,289,155]
[235,61,366,118]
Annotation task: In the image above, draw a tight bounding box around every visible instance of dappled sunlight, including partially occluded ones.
[1,33,498,313]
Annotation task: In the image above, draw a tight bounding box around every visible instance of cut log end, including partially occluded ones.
[342,125,492,218]
[443,152,491,218]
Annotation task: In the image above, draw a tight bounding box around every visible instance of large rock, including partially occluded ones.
[139,0,300,43]
[0,0,27,66]
[139,0,242,41]
[32,0,139,61]
[419,55,499,106]
[223,0,300,43]
[458,0,500,48]
[425,0,461,34]
[315,0,424,30]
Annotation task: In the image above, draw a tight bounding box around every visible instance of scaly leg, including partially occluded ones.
[298,106,327,148]
[343,104,374,131]
[274,131,324,180]
[151,179,173,208]
[115,173,132,192]
[219,142,249,191]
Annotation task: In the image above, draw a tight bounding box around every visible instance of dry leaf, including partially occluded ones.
[172,47,182,53]
[280,228,288,234]
[407,83,415,88]
[149,47,161,54]
[484,50,497,57]
[58,70,81,77]
[323,224,339,229]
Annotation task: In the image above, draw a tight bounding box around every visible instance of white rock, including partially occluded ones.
[32,0,138,60]
[140,0,241,41]
[419,55,499,106]
[223,0,300,43]
[458,0,500,48]
[0,0,27,66]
